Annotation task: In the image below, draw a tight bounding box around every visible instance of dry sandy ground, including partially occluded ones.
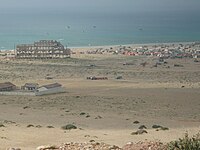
[0,54,200,149]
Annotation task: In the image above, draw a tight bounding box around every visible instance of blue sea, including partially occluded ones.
[0,11,200,50]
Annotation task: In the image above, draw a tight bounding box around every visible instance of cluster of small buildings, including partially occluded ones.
[0,82,65,96]
[119,43,200,59]
[72,42,200,59]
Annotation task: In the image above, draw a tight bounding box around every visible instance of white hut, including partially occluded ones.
[35,83,65,96]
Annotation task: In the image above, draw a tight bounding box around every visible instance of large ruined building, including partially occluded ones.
[16,40,71,59]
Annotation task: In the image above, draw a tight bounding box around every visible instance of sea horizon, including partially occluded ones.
[1,11,200,50]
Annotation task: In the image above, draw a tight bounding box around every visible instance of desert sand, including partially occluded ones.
[0,50,200,149]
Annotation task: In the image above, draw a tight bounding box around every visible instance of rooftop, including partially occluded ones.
[40,83,62,89]
[23,83,39,88]
[0,82,16,89]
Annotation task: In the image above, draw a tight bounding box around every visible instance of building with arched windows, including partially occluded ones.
[16,40,71,59]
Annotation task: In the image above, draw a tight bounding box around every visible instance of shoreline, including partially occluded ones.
[1,41,199,51]
[69,41,197,49]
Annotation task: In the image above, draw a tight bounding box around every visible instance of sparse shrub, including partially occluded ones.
[167,133,200,150]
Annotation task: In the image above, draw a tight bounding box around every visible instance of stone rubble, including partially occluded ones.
[36,142,121,150]
[35,141,167,150]
[122,141,167,150]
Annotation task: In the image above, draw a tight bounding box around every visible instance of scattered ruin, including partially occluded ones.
[16,40,71,59]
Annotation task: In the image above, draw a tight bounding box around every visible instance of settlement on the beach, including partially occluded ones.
[0,40,200,150]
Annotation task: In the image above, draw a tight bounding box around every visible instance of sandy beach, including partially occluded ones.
[0,46,200,149]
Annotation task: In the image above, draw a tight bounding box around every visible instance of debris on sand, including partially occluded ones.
[37,142,121,150]
[122,141,167,150]
[36,141,167,150]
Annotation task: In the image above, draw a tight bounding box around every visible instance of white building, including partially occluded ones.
[35,83,65,96]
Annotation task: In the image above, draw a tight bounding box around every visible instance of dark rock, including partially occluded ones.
[116,76,123,79]
[61,124,77,130]
[133,121,140,124]
[36,125,42,128]
[47,125,54,128]
[7,148,21,150]
[152,124,169,131]
[23,106,30,109]
[0,124,5,127]
[4,120,16,124]
[86,115,90,118]
[27,124,34,128]
[45,76,53,80]
[152,125,162,129]
[89,140,95,142]
[138,125,147,129]
[156,126,169,131]
[131,129,148,135]
[95,116,102,119]
[80,112,86,115]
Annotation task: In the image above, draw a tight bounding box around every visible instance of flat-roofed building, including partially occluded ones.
[0,82,16,91]
[16,40,71,59]
[21,83,39,91]
[35,83,65,96]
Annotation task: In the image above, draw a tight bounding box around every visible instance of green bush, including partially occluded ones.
[167,133,200,150]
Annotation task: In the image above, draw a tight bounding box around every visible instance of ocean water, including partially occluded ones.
[0,11,200,50]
